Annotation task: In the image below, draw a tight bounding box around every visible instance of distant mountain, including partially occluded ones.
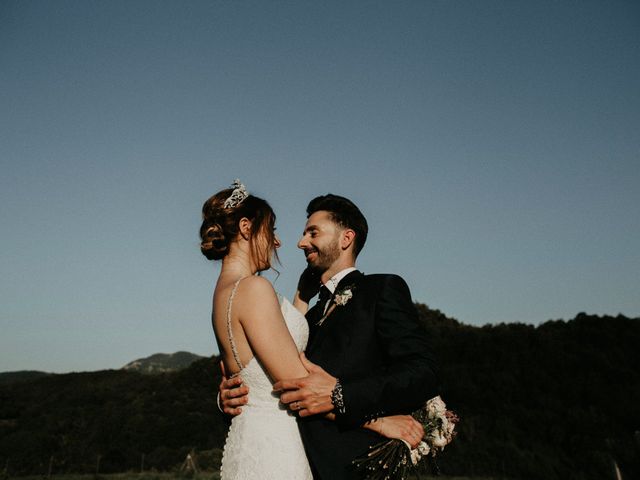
[0,352,205,382]
[0,370,52,385]
[121,351,205,374]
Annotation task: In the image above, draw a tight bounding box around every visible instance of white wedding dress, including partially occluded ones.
[220,280,313,480]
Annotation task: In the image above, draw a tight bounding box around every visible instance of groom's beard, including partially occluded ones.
[306,237,341,274]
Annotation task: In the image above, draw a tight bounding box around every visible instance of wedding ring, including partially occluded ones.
[293,401,300,410]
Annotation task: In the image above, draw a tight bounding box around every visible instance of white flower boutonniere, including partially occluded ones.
[334,286,354,306]
[316,284,356,326]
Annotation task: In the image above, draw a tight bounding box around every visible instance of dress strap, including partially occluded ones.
[226,277,246,373]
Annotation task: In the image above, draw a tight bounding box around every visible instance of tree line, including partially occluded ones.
[1,307,638,479]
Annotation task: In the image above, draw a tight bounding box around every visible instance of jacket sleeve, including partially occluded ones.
[336,274,439,428]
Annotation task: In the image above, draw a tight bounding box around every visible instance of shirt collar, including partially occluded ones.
[324,267,357,294]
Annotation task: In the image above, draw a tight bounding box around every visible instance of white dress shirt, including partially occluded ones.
[320,267,357,314]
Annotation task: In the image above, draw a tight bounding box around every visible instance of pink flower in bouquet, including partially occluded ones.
[444,411,459,440]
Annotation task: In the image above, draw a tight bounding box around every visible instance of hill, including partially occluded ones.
[121,351,205,374]
[0,370,51,386]
[1,309,638,479]
[0,352,205,386]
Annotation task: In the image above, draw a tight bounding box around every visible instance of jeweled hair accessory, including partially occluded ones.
[223,179,249,209]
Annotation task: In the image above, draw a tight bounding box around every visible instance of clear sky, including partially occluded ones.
[1,0,638,373]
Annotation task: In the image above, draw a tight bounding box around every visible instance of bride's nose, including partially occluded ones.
[274,235,281,249]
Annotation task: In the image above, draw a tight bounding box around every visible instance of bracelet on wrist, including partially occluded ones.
[331,379,346,414]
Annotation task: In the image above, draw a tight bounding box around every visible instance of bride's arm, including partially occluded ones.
[292,290,310,315]
[236,276,308,381]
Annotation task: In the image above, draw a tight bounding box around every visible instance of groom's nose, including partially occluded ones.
[297,235,308,249]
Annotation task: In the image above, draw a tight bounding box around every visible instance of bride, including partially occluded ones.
[200,181,424,479]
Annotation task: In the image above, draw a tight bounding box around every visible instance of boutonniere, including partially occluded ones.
[317,284,356,326]
[334,285,355,306]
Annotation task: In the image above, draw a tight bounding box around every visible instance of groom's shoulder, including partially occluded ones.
[361,272,410,290]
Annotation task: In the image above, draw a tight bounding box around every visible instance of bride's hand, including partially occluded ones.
[295,267,320,305]
[364,415,425,449]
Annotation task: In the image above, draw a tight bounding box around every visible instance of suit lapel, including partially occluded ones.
[305,270,363,357]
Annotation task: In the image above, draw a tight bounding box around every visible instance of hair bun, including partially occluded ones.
[200,222,229,260]
[199,186,275,264]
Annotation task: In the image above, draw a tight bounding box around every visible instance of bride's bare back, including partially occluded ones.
[212,275,308,381]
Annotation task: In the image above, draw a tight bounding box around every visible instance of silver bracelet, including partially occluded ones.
[331,379,346,414]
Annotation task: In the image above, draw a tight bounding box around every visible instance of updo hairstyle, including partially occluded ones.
[200,188,277,267]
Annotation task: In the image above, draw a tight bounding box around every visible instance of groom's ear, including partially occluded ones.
[340,229,356,251]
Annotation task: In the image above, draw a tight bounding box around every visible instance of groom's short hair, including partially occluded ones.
[306,194,368,257]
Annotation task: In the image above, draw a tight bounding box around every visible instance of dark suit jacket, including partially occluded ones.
[299,270,439,480]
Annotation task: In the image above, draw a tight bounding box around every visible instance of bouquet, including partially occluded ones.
[353,396,459,480]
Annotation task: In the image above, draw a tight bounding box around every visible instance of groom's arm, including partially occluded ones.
[336,274,439,428]
[275,275,439,426]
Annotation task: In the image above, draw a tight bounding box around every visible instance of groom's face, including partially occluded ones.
[298,211,342,273]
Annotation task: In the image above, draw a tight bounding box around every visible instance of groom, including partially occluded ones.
[220,194,439,479]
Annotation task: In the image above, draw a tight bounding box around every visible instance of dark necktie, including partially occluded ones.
[316,285,332,313]
[307,286,332,331]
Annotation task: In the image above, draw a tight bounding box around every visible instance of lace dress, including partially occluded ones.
[220,279,313,480]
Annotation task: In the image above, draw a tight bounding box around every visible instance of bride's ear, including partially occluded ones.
[239,217,252,241]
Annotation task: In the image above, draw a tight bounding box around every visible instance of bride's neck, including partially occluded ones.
[221,251,255,278]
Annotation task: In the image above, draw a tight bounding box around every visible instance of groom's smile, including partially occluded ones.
[298,211,344,275]
[303,248,319,262]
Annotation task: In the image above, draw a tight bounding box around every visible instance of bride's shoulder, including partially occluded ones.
[239,274,273,289]
[237,275,277,299]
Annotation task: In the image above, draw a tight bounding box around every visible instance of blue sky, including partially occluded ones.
[1,0,638,372]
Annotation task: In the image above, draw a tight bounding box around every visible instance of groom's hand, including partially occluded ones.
[273,353,337,417]
[219,361,249,416]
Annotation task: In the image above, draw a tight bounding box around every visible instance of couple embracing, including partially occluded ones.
[200,181,439,479]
